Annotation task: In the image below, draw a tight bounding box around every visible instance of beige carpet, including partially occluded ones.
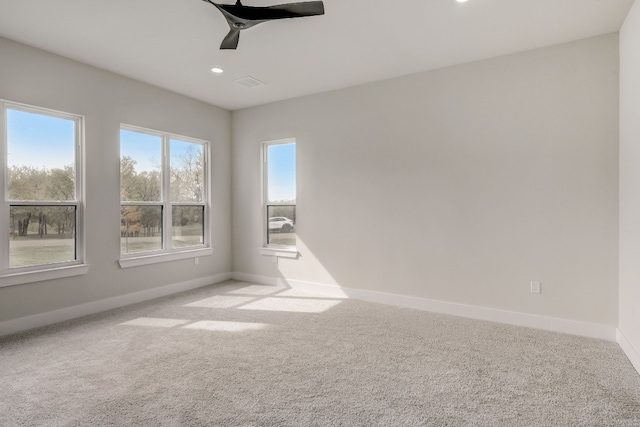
[1,280,639,426]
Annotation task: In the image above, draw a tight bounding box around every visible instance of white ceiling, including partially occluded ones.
[0,0,635,110]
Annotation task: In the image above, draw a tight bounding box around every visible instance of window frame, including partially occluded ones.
[118,124,212,268]
[261,138,298,256]
[0,100,88,288]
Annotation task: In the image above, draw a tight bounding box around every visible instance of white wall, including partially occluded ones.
[0,37,232,324]
[232,34,620,327]
[619,0,640,369]
[0,31,623,336]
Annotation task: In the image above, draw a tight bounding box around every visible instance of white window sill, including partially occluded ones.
[259,247,299,259]
[0,263,90,288]
[119,248,213,269]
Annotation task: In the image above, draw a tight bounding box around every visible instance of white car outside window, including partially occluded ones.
[268,217,294,232]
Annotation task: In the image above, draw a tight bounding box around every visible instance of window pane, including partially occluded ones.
[170,139,204,203]
[121,205,162,254]
[172,205,204,248]
[267,143,296,203]
[267,205,296,246]
[9,205,76,267]
[120,129,162,202]
[7,109,76,201]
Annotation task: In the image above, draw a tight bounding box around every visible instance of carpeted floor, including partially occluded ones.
[1,280,639,426]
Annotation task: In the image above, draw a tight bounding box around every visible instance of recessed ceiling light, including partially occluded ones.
[211,67,224,74]
[456,0,469,2]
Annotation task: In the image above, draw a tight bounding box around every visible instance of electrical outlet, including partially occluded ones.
[530,281,541,294]
[194,257,199,266]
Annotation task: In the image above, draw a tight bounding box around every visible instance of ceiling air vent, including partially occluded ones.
[234,76,266,88]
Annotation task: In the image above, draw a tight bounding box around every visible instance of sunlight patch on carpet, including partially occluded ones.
[119,317,190,328]
[226,284,286,296]
[237,297,341,313]
[275,289,348,299]
[182,321,268,332]
[184,295,256,308]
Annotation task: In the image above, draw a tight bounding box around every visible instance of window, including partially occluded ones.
[263,139,296,249]
[0,100,86,285]
[120,125,209,264]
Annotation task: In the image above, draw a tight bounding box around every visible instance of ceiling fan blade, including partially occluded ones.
[217,1,324,21]
[220,28,240,49]
[266,1,325,18]
[201,0,325,49]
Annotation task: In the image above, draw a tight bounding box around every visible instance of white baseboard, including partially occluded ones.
[617,329,640,375]
[2,271,619,345]
[0,272,232,337]
[232,272,288,287]
[232,272,616,342]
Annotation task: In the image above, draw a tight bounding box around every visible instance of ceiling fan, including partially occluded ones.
[202,0,325,50]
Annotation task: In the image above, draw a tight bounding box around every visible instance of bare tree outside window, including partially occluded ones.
[3,104,82,269]
[120,127,208,256]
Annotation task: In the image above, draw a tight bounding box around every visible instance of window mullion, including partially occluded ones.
[0,104,6,270]
[167,202,204,206]
[121,201,163,206]
[6,200,76,206]
[163,135,171,250]
[74,117,84,266]
[262,143,269,244]
[0,201,8,271]
[2,101,8,271]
